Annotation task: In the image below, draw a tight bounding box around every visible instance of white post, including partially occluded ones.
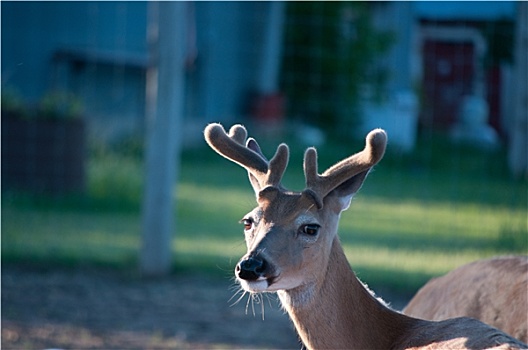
[140,1,186,276]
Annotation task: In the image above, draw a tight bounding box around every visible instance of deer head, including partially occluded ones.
[204,123,387,297]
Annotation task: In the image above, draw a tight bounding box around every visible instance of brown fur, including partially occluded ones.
[204,124,528,350]
[404,256,528,343]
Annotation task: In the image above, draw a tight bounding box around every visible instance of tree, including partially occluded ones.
[281,2,393,135]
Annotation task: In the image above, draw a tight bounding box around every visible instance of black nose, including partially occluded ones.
[236,256,267,281]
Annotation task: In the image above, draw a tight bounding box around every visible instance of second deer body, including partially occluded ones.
[204,123,527,350]
[404,255,528,343]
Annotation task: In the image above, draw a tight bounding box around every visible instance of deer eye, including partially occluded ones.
[300,224,320,236]
[240,218,254,231]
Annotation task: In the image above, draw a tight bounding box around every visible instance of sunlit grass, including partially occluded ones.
[2,133,527,294]
[1,181,252,272]
[2,207,140,265]
[338,192,526,292]
[342,195,526,250]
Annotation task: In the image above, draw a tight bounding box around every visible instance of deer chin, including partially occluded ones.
[239,274,307,294]
[238,277,273,293]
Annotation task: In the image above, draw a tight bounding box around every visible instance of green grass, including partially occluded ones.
[2,133,527,294]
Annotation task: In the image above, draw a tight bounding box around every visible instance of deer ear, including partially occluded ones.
[246,138,266,159]
[246,138,267,193]
[248,173,262,194]
[327,170,370,211]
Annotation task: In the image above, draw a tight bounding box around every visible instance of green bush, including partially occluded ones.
[281,2,394,134]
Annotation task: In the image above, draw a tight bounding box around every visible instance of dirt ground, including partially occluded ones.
[2,263,409,349]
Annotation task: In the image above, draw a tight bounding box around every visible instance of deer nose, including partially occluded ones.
[236,256,267,281]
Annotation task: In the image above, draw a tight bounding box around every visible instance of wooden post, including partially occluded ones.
[140,2,185,276]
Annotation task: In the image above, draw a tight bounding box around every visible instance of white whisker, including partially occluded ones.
[265,292,274,310]
[228,282,242,292]
[244,292,249,314]
[228,288,248,307]
[260,293,265,320]
[250,293,256,317]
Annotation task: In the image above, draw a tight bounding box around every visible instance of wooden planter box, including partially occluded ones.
[2,114,86,194]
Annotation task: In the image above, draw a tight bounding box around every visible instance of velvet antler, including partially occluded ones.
[204,123,289,194]
[205,123,386,207]
[303,129,387,208]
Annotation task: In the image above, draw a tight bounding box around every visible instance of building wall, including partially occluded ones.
[2,1,148,102]
[2,2,271,144]
[2,2,149,142]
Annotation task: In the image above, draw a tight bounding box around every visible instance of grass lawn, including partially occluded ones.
[2,132,527,294]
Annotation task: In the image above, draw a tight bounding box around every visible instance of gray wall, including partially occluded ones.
[2,1,272,143]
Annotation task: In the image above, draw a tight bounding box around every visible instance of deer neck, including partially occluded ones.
[277,237,414,350]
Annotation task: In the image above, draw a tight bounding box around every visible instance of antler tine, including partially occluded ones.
[228,124,247,145]
[304,129,387,203]
[204,123,290,191]
[204,123,268,175]
[267,143,289,187]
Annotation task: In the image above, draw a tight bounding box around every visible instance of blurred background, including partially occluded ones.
[2,2,527,349]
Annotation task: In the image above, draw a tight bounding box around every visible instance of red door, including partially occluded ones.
[422,40,475,129]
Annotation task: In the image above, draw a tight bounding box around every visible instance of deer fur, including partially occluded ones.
[404,256,528,343]
[204,123,527,350]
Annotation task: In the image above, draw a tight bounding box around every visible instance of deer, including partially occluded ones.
[204,123,527,350]
[404,255,528,343]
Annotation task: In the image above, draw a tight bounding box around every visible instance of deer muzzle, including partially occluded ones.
[235,253,280,293]
[236,256,268,281]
